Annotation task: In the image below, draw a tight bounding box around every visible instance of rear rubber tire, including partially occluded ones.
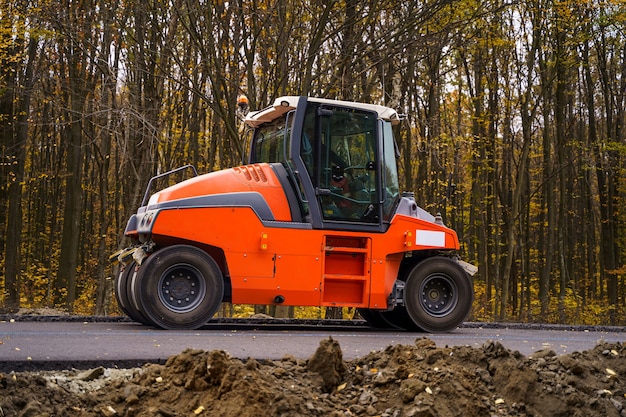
[404,257,473,333]
[134,245,224,330]
[358,308,424,331]
[357,309,403,329]
[380,306,423,331]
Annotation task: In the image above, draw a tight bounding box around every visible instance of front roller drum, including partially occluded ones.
[404,257,473,332]
[133,244,224,330]
[116,261,152,325]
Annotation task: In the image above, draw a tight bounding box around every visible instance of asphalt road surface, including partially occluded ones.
[1,320,625,371]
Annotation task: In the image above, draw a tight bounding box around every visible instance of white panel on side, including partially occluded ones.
[415,230,445,247]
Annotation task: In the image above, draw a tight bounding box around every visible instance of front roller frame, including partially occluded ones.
[403,256,473,333]
[133,244,224,330]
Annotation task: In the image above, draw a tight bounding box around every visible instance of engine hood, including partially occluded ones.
[146,163,293,222]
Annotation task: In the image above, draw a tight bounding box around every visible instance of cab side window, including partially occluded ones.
[253,116,289,163]
[381,121,400,221]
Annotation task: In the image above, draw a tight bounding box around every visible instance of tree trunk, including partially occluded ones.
[94,6,120,315]
[56,105,84,310]
[595,27,620,324]
[3,35,38,310]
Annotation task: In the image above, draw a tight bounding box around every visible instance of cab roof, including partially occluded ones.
[243,96,402,128]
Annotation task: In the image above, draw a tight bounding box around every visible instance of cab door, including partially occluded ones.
[303,104,386,231]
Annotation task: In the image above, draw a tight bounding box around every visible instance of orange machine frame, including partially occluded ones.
[132,164,460,311]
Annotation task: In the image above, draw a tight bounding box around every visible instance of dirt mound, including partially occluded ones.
[2,337,626,416]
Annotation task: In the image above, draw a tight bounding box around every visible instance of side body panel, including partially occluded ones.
[149,205,459,310]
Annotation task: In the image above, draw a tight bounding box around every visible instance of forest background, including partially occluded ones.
[1,0,625,325]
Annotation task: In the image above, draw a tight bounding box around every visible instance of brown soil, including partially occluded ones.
[2,337,626,417]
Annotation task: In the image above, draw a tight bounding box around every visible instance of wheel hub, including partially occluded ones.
[158,264,205,313]
[165,275,195,301]
[420,274,458,317]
